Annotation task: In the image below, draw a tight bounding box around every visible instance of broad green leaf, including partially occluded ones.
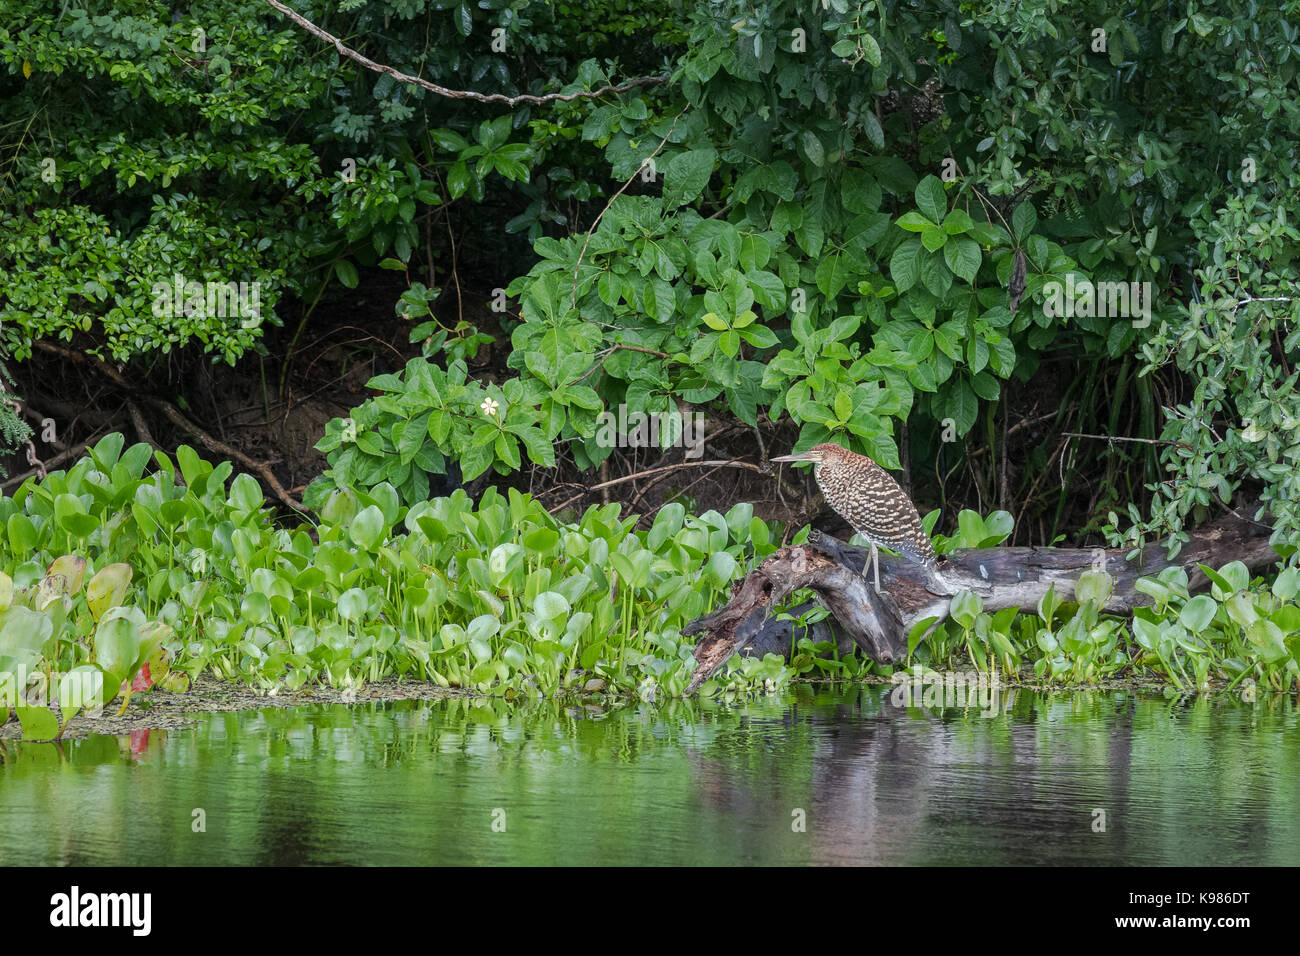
[890,238,921,292]
[1179,594,1218,632]
[915,175,947,222]
[16,706,59,741]
[350,505,386,551]
[944,237,981,283]
[663,149,717,208]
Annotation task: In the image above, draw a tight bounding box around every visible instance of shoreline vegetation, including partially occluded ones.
[1,436,1297,742]
[4,0,1300,740]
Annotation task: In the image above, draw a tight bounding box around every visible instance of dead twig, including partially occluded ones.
[127,400,163,451]
[549,458,763,514]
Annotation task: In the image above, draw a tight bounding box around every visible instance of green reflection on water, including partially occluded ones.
[1,686,1297,865]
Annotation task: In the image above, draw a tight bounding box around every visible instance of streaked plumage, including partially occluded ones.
[772,442,945,593]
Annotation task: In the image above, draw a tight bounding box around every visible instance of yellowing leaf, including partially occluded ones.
[86,563,133,621]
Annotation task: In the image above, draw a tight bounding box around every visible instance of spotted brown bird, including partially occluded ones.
[772,442,950,595]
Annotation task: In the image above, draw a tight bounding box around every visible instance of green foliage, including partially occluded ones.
[0,434,790,725]
[0,362,33,479]
[1,553,183,740]
[306,357,556,506]
[909,562,1300,693]
[310,0,1300,523]
[0,0,673,363]
[930,508,1014,552]
[1133,197,1300,558]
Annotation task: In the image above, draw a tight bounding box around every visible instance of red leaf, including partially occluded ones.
[119,663,154,696]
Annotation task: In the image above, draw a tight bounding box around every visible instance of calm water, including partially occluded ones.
[1,685,1297,865]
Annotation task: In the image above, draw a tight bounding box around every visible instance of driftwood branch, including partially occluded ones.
[263,0,667,107]
[685,501,1280,693]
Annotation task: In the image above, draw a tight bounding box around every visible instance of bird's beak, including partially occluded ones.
[771,451,816,463]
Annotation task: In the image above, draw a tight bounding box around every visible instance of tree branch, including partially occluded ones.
[263,0,667,107]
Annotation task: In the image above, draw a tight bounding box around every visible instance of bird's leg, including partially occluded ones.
[862,543,888,597]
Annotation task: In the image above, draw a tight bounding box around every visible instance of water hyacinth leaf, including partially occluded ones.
[0,572,12,611]
[1272,567,1300,601]
[241,592,272,624]
[90,432,125,470]
[704,551,737,588]
[1224,592,1259,629]
[60,512,99,538]
[502,642,527,671]
[337,588,368,622]
[33,573,68,611]
[1038,585,1061,624]
[907,615,941,655]
[86,563,133,621]
[1074,570,1113,606]
[1197,563,1236,599]
[724,502,754,541]
[1134,576,1171,604]
[1270,604,1300,633]
[439,623,467,648]
[1216,561,1251,592]
[295,567,326,591]
[476,590,505,617]
[59,665,105,721]
[1131,617,1161,651]
[1246,619,1289,662]
[0,605,54,655]
[7,513,37,552]
[350,506,386,551]
[954,509,985,545]
[949,589,982,629]
[322,488,359,526]
[94,615,142,683]
[648,502,686,551]
[228,472,264,512]
[565,611,593,643]
[533,591,570,620]
[488,543,524,588]
[468,638,492,664]
[523,526,558,554]
[466,614,499,644]
[176,443,207,487]
[1178,594,1218,632]
[16,705,60,741]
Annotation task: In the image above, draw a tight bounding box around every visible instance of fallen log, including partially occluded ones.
[684,500,1280,693]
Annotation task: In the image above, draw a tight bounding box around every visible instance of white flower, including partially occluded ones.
[480,397,501,417]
